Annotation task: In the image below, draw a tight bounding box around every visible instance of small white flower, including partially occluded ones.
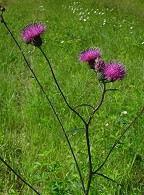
[106,123,109,126]
[61,40,64,43]
[142,42,144,45]
[121,111,127,115]
[73,8,76,13]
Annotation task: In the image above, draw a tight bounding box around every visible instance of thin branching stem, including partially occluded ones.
[84,82,106,195]
[94,172,123,187]
[38,47,87,126]
[93,107,144,174]
[0,157,41,195]
[84,124,92,195]
[1,14,86,194]
[87,82,106,126]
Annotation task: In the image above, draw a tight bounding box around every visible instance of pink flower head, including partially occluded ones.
[104,62,125,81]
[80,47,101,62]
[22,22,46,46]
[95,59,106,72]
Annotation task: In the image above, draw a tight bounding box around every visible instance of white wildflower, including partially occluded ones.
[121,111,127,115]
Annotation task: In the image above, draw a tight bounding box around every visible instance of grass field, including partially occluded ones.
[0,0,144,194]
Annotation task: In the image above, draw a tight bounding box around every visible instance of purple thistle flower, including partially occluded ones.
[80,47,101,63]
[80,47,101,69]
[95,59,106,72]
[104,62,126,81]
[22,22,46,46]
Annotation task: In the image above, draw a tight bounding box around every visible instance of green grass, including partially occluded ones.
[0,0,144,194]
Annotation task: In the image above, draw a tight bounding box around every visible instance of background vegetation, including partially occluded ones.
[0,0,144,194]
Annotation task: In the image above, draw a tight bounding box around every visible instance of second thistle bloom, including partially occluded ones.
[104,62,126,81]
[80,47,101,69]
[22,22,46,46]
[95,59,105,72]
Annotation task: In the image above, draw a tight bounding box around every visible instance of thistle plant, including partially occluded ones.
[1,6,144,195]
[22,22,46,46]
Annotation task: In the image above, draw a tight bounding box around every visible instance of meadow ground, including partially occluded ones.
[0,0,144,194]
